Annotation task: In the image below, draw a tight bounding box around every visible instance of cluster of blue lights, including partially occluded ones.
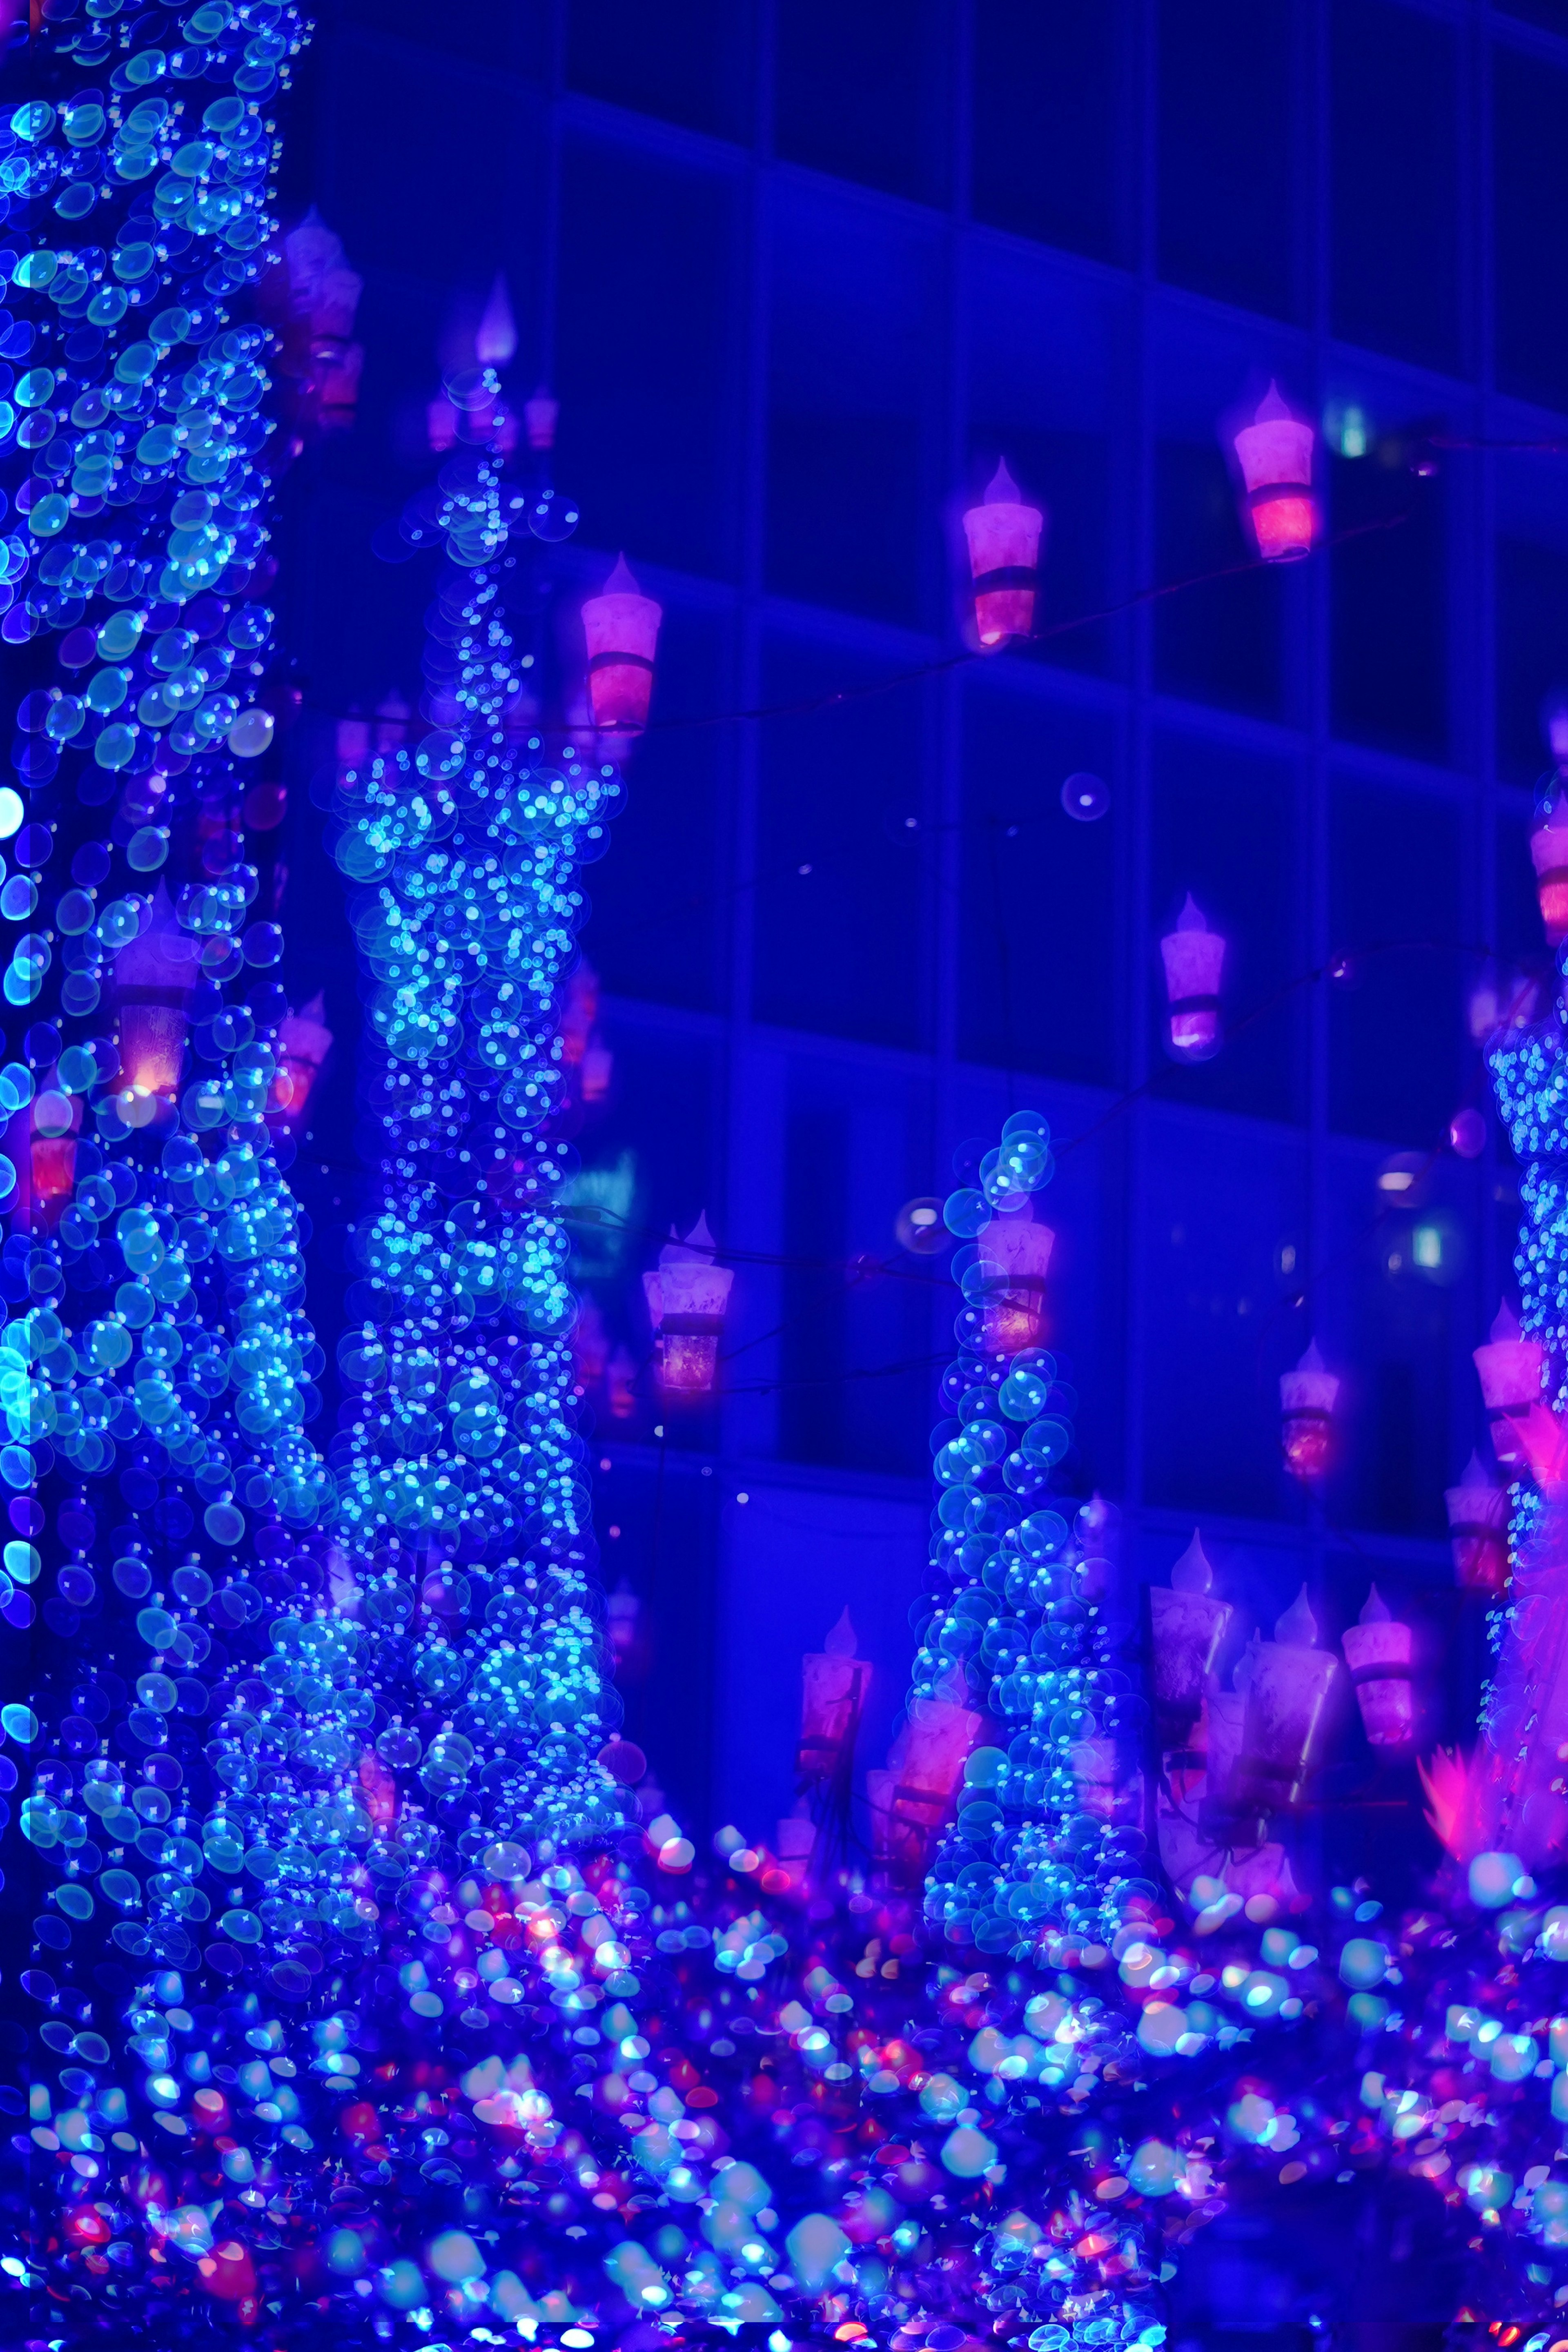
[324,443,629,1851]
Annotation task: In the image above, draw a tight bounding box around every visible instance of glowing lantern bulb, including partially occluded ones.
[114,883,194,1094]
[974,1201,1055,1355]
[1160,894,1225,1061]
[1342,1584,1415,1750]
[962,459,1045,649]
[582,553,663,734]
[642,1214,733,1395]
[1445,1449,1508,1595]
[1280,1341,1338,1481]
[1472,1299,1563,1483]
[1232,380,1317,562]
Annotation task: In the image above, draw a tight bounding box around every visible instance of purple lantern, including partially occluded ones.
[1159,895,1225,1062]
[583,554,664,735]
[1149,1528,1232,1755]
[962,460,1045,648]
[642,1214,734,1395]
[1445,1449,1508,1596]
[1280,1342,1339,1482]
[1342,1585,1414,1751]
[1237,1587,1339,1811]
[1231,381,1317,562]
[1473,1299,1561,1484]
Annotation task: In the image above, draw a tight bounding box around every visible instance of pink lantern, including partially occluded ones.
[976,1201,1055,1355]
[524,386,559,453]
[642,1214,734,1395]
[114,885,196,1104]
[1232,381,1317,561]
[1149,1528,1233,1754]
[1445,1449,1508,1596]
[1531,800,1568,946]
[1237,1587,1339,1810]
[1473,1300,1564,1485]
[582,554,662,735]
[1342,1585,1414,1750]
[580,1041,613,1104]
[1280,1342,1338,1482]
[426,393,459,454]
[961,459,1045,649]
[276,991,333,1125]
[1159,895,1225,1062]
[797,1608,871,1791]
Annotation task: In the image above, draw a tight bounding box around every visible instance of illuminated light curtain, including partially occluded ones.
[325,437,631,1854]
[912,1111,1164,2350]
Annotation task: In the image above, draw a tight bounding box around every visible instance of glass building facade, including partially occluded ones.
[276,0,1568,1837]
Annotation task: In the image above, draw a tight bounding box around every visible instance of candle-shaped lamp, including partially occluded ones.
[114,884,196,1115]
[1150,1528,1233,1753]
[1238,1586,1339,1811]
[962,459,1045,648]
[1160,895,1225,1062]
[797,1608,871,1792]
[1445,1450,1509,1595]
[582,554,663,734]
[976,1201,1055,1356]
[1280,1342,1339,1482]
[276,992,333,1125]
[642,1214,734,1395]
[1532,800,1568,946]
[1342,1584,1415,1751]
[1474,1299,1563,1485]
[1232,380,1317,562]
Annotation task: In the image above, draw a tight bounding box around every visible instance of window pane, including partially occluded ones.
[558,140,739,580]
[959,686,1120,1088]
[1154,441,1285,719]
[566,0,755,141]
[1157,0,1297,318]
[579,611,728,1013]
[779,1078,933,1476]
[1325,1152,1476,1537]
[1149,731,1303,1125]
[753,638,926,1049]
[971,0,1127,263]
[775,0,952,207]
[767,201,941,630]
[1330,452,1448,764]
[1330,0,1461,374]
[1329,780,1462,1146]
[1141,1119,1307,1520]
[1494,47,1568,410]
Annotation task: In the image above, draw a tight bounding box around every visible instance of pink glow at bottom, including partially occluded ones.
[588,663,655,732]
[1251,494,1316,561]
[658,1332,720,1393]
[974,586,1036,647]
[1169,1007,1220,1058]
